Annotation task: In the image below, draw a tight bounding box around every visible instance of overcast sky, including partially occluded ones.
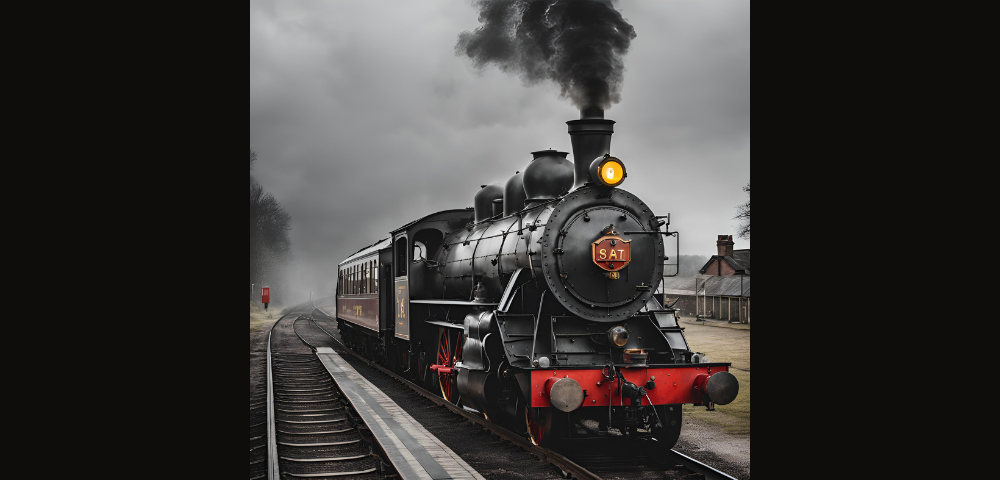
[250,1,750,302]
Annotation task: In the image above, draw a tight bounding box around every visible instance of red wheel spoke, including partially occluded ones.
[438,329,457,403]
[526,407,547,446]
[438,330,449,366]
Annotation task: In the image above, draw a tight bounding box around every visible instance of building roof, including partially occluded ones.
[698,249,751,275]
[660,275,750,298]
[732,249,750,274]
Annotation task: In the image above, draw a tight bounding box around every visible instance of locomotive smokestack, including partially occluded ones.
[568,109,615,190]
[580,107,605,120]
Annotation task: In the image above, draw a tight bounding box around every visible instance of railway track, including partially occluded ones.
[305,303,739,480]
[250,385,268,478]
[254,310,389,480]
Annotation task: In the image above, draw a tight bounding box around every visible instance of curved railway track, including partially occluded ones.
[253,308,389,480]
[305,300,739,480]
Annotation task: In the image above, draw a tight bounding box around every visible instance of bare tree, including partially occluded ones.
[250,151,292,306]
[735,181,750,240]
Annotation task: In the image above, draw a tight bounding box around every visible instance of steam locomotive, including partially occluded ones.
[335,109,738,450]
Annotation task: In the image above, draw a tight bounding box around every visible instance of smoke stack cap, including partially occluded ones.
[589,154,627,188]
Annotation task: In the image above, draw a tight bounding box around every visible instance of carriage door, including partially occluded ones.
[379,249,393,332]
[394,235,410,340]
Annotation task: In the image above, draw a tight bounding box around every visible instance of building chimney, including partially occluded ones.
[567,109,615,190]
[717,235,735,257]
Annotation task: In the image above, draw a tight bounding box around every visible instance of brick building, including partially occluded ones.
[699,235,750,276]
[658,235,750,324]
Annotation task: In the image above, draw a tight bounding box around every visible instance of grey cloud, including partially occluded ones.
[250,0,749,303]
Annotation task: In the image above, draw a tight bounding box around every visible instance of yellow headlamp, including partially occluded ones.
[589,155,627,188]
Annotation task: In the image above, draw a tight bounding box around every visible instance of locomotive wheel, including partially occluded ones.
[437,329,463,404]
[652,405,683,450]
[399,348,411,377]
[526,407,552,446]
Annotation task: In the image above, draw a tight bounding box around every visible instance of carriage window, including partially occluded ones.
[413,242,426,262]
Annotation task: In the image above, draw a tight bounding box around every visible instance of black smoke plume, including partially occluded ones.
[456,0,637,111]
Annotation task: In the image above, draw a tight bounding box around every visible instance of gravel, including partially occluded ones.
[675,420,750,479]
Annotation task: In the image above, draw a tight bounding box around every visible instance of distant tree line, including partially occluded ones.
[664,255,710,277]
[250,148,292,306]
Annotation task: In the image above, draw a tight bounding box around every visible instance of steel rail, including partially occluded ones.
[278,419,347,425]
[265,312,292,480]
[278,428,353,435]
[308,302,742,480]
[276,407,342,413]
[279,440,362,448]
[267,304,381,480]
[284,469,377,478]
[306,309,600,480]
[665,450,739,480]
[279,454,367,462]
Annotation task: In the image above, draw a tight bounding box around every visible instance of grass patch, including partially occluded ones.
[250,316,265,335]
[250,304,278,335]
[679,318,751,435]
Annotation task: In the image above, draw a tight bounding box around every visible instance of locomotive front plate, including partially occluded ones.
[542,187,665,321]
[592,235,631,272]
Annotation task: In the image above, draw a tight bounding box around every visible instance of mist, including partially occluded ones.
[250,1,750,304]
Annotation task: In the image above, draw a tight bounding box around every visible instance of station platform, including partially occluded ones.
[315,347,485,480]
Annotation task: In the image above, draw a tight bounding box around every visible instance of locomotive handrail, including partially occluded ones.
[498,268,529,313]
[425,319,465,330]
[530,291,546,364]
[620,231,681,278]
[410,299,499,306]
